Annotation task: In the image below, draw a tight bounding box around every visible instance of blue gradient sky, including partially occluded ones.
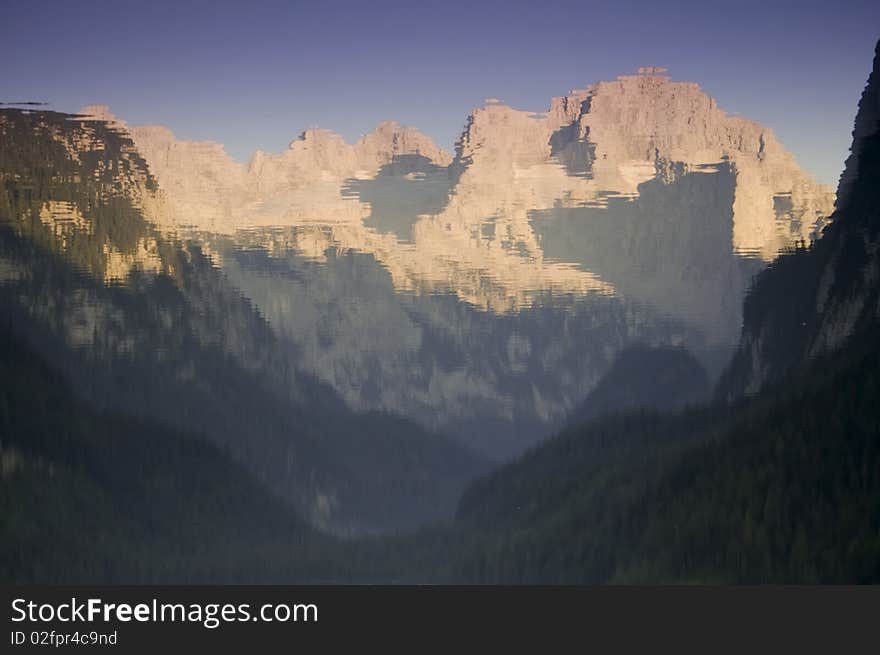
[3,0,878,185]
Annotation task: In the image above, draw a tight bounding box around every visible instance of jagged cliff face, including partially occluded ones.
[126,118,451,231]
[71,68,834,455]
[720,42,880,398]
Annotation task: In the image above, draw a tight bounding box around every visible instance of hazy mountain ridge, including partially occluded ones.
[568,344,710,426]
[211,232,702,458]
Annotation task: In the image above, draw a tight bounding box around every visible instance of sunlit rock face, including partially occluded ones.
[77,68,834,457]
[546,70,832,257]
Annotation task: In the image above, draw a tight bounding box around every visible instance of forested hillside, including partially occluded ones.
[449,330,879,582]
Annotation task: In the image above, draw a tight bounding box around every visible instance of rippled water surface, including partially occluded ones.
[0,74,835,456]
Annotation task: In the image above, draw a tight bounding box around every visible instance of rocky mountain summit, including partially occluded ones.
[93,68,832,297]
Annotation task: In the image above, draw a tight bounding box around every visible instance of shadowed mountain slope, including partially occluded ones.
[568,344,709,426]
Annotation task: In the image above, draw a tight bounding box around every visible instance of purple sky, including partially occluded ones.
[3,0,878,185]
